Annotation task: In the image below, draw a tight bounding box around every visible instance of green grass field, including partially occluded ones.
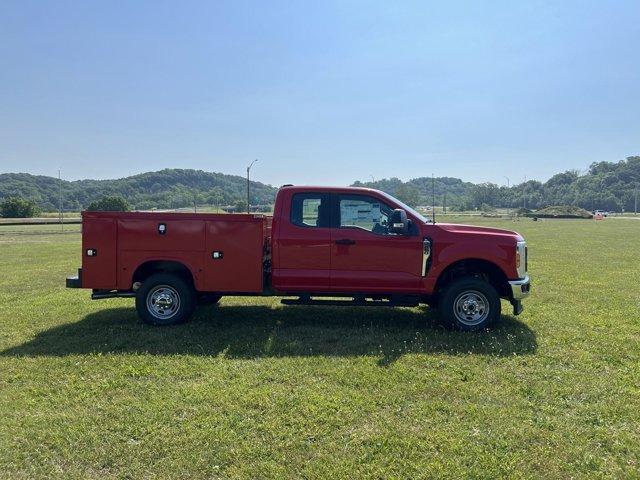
[1,218,639,478]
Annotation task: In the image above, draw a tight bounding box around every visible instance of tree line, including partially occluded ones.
[0,168,277,214]
[1,157,638,216]
[354,156,639,212]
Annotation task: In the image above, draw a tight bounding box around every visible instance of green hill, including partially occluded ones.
[1,155,638,213]
[0,169,278,211]
[352,176,475,209]
[353,156,640,212]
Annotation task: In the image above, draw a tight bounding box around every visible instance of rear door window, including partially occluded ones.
[290,193,331,228]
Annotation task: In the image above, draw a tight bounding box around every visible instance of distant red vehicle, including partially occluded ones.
[67,186,530,330]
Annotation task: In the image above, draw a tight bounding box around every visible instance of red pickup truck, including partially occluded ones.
[66,185,530,331]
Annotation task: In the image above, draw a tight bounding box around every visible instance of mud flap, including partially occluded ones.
[511,300,523,316]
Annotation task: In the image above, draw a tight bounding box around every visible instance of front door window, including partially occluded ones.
[338,195,393,235]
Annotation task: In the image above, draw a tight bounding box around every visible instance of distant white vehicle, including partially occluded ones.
[594,210,608,217]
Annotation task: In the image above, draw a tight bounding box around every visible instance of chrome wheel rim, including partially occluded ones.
[147,285,180,320]
[453,290,490,325]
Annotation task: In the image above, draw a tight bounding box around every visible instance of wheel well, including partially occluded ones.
[132,261,195,288]
[434,259,510,298]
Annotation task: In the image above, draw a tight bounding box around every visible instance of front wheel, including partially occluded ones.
[438,277,501,331]
[135,273,196,326]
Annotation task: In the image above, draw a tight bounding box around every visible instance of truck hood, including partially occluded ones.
[428,223,523,243]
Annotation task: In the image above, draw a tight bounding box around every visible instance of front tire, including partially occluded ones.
[438,277,501,331]
[135,273,196,326]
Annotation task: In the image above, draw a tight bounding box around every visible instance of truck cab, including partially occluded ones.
[67,185,530,331]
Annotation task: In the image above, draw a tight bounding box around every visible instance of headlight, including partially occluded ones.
[516,241,527,278]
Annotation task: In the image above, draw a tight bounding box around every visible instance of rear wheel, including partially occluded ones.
[135,273,196,326]
[438,277,500,331]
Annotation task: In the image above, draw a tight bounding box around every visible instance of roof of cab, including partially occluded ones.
[278,185,381,194]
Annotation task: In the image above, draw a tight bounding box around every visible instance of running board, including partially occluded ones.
[281,295,419,308]
[91,290,136,300]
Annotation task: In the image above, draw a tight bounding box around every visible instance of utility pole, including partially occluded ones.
[522,176,527,210]
[443,192,447,215]
[246,159,258,213]
[58,169,63,232]
[635,184,638,215]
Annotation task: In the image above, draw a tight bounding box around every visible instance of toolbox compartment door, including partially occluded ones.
[118,219,205,252]
[204,218,264,293]
[82,217,117,289]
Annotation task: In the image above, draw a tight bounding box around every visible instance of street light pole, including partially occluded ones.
[246,159,258,213]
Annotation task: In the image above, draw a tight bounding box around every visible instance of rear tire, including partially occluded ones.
[438,277,500,331]
[135,273,196,326]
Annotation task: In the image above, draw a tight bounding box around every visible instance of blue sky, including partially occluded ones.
[1,1,639,186]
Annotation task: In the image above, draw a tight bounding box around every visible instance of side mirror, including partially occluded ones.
[390,209,409,235]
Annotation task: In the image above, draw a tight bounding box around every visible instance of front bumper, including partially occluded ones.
[508,274,530,315]
[509,274,531,300]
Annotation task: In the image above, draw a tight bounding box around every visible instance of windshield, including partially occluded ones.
[378,191,430,224]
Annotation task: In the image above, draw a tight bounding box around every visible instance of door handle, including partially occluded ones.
[335,239,356,245]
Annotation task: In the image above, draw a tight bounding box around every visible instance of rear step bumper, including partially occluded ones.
[66,268,82,288]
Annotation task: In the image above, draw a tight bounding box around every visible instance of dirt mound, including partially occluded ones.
[530,206,593,219]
